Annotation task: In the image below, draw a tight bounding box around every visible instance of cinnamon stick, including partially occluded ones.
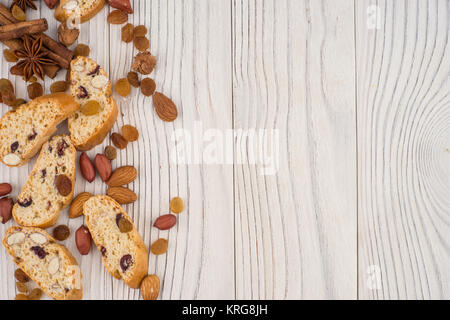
[0,19,48,41]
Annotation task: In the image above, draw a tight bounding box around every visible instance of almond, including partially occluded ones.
[106,187,137,204]
[69,192,92,219]
[140,275,160,300]
[0,183,12,196]
[106,166,138,187]
[75,225,91,255]
[153,92,178,122]
[0,197,14,224]
[153,214,177,230]
[79,152,95,183]
[94,154,112,182]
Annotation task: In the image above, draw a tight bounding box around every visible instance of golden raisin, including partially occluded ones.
[104,146,117,160]
[11,5,26,21]
[114,78,131,97]
[133,25,147,38]
[14,269,29,283]
[122,125,139,142]
[107,10,128,24]
[121,23,134,43]
[117,217,133,233]
[80,100,101,116]
[127,71,139,88]
[134,36,149,51]
[3,49,18,62]
[28,288,43,300]
[15,294,29,300]
[170,197,184,214]
[0,78,13,92]
[50,81,68,93]
[74,44,90,57]
[27,83,43,99]
[16,282,28,293]
[1,88,16,106]
[151,239,169,255]
[111,133,128,149]
[13,98,26,108]
[141,78,156,96]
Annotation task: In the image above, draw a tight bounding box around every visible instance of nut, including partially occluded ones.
[0,183,12,196]
[47,257,60,275]
[0,197,14,224]
[140,275,160,300]
[153,92,178,122]
[94,154,112,182]
[3,153,21,166]
[53,225,70,241]
[58,22,80,47]
[91,75,108,89]
[108,0,133,14]
[7,232,25,246]
[79,152,95,182]
[69,192,92,219]
[106,166,138,187]
[55,174,72,197]
[14,269,30,282]
[29,232,47,245]
[43,0,58,9]
[107,187,137,204]
[72,60,85,72]
[75,225,91,255]
[153,214,177,231]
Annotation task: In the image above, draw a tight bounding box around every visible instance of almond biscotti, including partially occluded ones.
[12,135,76,228]
[2,226,83,300]
[68,56,118,151]
[55,0,106,24]
[0,93,79,167]
[83,195,148,288]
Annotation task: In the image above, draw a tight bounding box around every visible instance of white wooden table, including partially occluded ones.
[0,0,449,300]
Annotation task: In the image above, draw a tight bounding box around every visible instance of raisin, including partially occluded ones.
[28,288,43,300]
[15,294,28,300]
[80,100,101,116]
[50,81,68,93]
[77,86,89,99]
[107,10,128,24]
[104,146,117,160]
[53,225,70,241]
[73,44,90,57]
[11,5,26,21]
[151,239,169,255]
[122,125,139,142]
[0,78,13,92]
[133,25,147,38]
[117,216,133,233]
[132,52,156,75]
[101,246,107,257]
[127,71,140,88]
[87,65,100,76]
[41,169,47,179]
[55,175,72,196]
[111,133,128,149]
[27,82,43,99]
[14,269,30,283]
[27,129,37,141]
[30,246,47,259]
[134,36,149,51]
[121,23,134,43]
[120,254,133,272]
[170,197,184,214]
[3,49,18,62]
[10,141,19,152]
[18,198,32,207]
[16,282,28,293]
[13,98,26,108]
[141,78,156,96]
[115,78,131,97]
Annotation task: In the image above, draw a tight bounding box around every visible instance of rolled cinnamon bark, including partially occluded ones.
[0,19,48,41]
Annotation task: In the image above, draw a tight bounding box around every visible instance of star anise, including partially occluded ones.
[11,35,55,81]
[12,0,37,11]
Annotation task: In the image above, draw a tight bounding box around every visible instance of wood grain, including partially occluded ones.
[232,0,357,299]
[357,0,450,299]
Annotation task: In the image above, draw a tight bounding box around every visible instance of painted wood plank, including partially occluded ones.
[232,0,357,299]
[356,0,450,299]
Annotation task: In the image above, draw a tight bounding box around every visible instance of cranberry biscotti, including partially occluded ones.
[0,93,79,167]
[12,135,76,228]
[83,195,148,288]
[2,226,82,300]
[68,56,118,151]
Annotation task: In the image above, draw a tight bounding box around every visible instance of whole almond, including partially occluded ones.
[0,197,14,224]
[106,187,137,204]
[94,154,112,182]
[153,92,178,122]
[140,275,160,300]
[69,192,92,219]
[79,152,95,183]
[0,183,12,196]
[75,225,91,255]
[153,214,177,231]
[106,166,138,187]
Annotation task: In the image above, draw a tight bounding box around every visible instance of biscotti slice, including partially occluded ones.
[0,93,79,167]
[2,226,82,300]
[12,135,76,228]
[83,195,148,288]
[55,0,106,24]
[68,56,118,151]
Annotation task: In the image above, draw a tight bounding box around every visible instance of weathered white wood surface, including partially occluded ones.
[0,0,449,300]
